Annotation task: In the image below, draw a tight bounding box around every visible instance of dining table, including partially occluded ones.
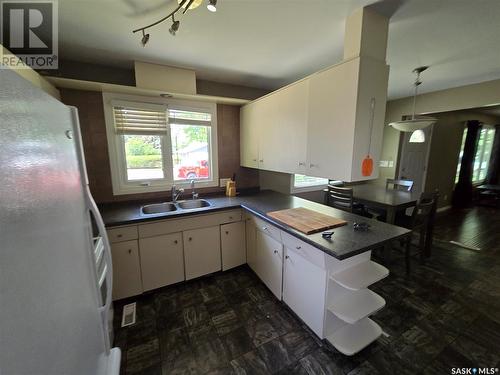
[350,184,419,224]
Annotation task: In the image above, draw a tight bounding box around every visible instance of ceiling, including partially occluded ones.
[58,0,500,99]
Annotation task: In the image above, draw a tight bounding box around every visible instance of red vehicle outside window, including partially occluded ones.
[177,160,209,179]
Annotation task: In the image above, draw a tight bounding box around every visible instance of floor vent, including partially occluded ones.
[121,302,137,327]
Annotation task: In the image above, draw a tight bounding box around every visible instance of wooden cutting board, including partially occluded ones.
[267,207,347,235]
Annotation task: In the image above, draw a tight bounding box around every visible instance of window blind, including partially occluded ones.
[112,101,168,135]
[168,109,212,126]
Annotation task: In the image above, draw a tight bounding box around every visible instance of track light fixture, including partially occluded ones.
[207,0,217,12]
[141,30,150,47]
[132,0,219,43]
[169,16,180,36]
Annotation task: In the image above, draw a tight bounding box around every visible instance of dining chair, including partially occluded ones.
[369,178,416,221]
[386,178,414,192]
[326,185,367,216]
[397,191,438,273]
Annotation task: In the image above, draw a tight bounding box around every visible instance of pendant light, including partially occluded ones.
[388,66,437,132]
[409,129,425,143]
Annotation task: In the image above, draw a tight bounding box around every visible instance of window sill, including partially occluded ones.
[291,185,328,194]
[112,179,219,196]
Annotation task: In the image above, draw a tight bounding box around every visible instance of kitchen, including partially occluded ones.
[1,1,500,375]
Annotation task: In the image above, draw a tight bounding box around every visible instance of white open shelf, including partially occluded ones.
[327,289,385,324]
[330,261,389,290]
[326,318,382,356]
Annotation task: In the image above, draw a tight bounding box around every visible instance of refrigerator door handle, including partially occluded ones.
[86,186,113,315]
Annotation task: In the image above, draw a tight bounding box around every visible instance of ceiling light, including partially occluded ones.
[169,16,180,36]
[409,129,426,143]
[388,66,437,132]
[133,0,219,42]
[141,30,150,47]
[207,0,217,12]
[179,0,202,10]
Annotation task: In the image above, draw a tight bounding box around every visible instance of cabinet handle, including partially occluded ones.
[296,246,302,250]
[189,237,192,241]
[274,250,278,254]
[252,158,257,162]
[285,255,290,259]
[229,216,233,220]
[309,163,319,168]
[128,249,132,254]
[298,162,306,166]
[225,231,229,235]
[174,240,178,244]
[262,226,268,231]
[117,234,123,238]
[259,159,264,163]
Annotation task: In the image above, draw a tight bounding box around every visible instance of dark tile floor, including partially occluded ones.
[113,207,500,374]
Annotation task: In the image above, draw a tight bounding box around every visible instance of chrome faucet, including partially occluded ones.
[190,179,199,200]
[171,185,184,203]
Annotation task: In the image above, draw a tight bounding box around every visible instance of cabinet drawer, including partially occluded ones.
[254,216,281,242]
[219,209,242,224]
[108,225,138,243]
[138,209,242,238]
[281,231,326,269]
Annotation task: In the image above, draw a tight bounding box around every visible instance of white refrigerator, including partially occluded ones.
[0,69,120,374]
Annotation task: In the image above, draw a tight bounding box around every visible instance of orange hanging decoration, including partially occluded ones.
[362,155,373,176]
[362,98,376,177]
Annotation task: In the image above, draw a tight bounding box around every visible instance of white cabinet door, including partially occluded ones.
[240,102,260,168]
[307,58,359,180]
[283,246,327,337]
[221,221,246,271]
[245,217,257,272]
[139,232,184,292]
[256,230,283,299]
[111,240,142,300]
[259,80,309,174]
[183,226,221,280]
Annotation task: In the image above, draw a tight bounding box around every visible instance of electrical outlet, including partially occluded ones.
[219,178,231,188]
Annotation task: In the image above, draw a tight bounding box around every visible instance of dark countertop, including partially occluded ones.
[99,190,411,260]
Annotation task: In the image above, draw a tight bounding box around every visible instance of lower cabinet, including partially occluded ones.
[245,217,257,272]
[255,230,283,299]
[283,246,327,337]
[221,221,246,271]
[139,232,184,291]
[183,225,221,280]
[110,240,142,300]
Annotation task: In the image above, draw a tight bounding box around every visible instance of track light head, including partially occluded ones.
[169,19,180,35]
[207,0,217,12]
[141,31,150,47]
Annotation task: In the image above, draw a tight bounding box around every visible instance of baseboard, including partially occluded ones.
[436,205,451,213]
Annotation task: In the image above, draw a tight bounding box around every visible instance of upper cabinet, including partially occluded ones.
[307,57,389,181]
[240,56,389,182]
[240,7,390,182]
[240,80,309,174]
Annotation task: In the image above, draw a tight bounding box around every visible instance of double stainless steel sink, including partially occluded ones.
[141,199,211,215]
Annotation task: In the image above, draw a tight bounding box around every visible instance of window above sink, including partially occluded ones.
[103,92,219,196]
